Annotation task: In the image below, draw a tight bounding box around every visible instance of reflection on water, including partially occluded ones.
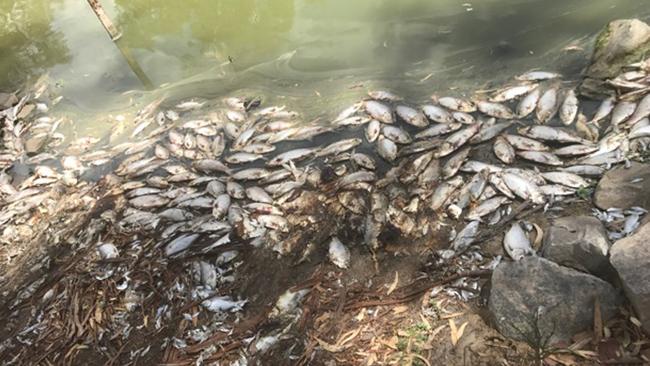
[0,0,648,113]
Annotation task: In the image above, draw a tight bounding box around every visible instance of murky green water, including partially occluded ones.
[1,0,648,123]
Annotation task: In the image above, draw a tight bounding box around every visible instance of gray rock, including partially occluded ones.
[610,222,650,334]
[488,257,621,344]
[581,19,650,97]
[541,216,616,281]
[594,162,650,211]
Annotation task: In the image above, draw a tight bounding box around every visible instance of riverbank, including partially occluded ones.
[1,18,650,366]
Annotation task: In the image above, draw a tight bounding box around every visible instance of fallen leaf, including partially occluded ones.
[392,305,408,314]
[316,337,344,353]
[386,271,399,295]
[449,319,468,346]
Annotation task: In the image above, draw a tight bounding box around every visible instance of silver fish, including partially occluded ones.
[328,237,351,269]
[466,196,509,221]
[268,148,317,166]
[519,125,588,144]
[611,101,636,126]
[559,89,578,125]
[364,100,393,124]
[365,120,381,142]
[516,71,561,81]
[442,147,471,179]
[517,150,563,166]
[377,136,398,162]
[501,172,545,204]
[503,222,533,260]
[316,138,362,157]
[422,104,455,123]
[231,168,269,181]
[493,135,515,164]
[626,93,650,126]
[383,125,412,144]
[476,100,514,119]
[490,83,538,102]
[554,144,598,156]
[396,105,428,127]
[517,87,541,118]
[540,185,576,196]
[503,134,550,151]
[431,176,464,210]
[415,122,462,139]
[541,171,588,188]
[246,186,273,203]
[452,220,480,252]
[225,152,263,164]
[435,123,480,158]
[590,96,615,124]
[536,87,558,123]
[470,122,511,144]
[435,96,476,113]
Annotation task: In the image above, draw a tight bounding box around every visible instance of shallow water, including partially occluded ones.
[0,0,648,128]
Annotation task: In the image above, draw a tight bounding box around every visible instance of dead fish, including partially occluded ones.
[227,181,246,199]
[554,144,598,156]
[541,171,588,188]
[501,172,545,204]
[590,96,615,124]
[422,104,455,123]
[561,165,605,177]
[442,147,471,179]
[490,83,538,102]
[470,122,511,144]
[328,237,351,269]
[352,152,376,170]
[364,100,393,124]
[559,90,578,125]
[540,185,576,196]
[611,101,637,126]
[334,102,363,122]
[503,134,549,151]
[461,160,503,174]
[377,136,398,162]
[246,186,273,203]
[365,120,381,142]
[466,196,509,221]
[398,139,442,157]
[337,171,376,189]
[435,123,480,158]
[415,122,462,139]
[626,93,650,126]
[399,152,434,184]
[451,220,480,252]
[396,105,428,127]
[206,181,226,196]
[268,148,317,166]
[476,100,515,119]
[435,96,477,113]
[452,111,475,125]
[165,233,200,256]
[231,168,269,181]
[196,135,212,152]
[488,173,515,199]
[536,87,558,123]
[519,125,588,144]
[212,133,226,157]
[194,159,231,174]
[517,87,541,118]
[130,195,170,209]
[517,150,563,166]
[316,138,362,157]
[333,116,371,127]
[225,152,263,165]
[338,191,367,214]
[494,135,515,164]
[516,71,561,81]
[159,208,194,222]
[383,125,412,144]
[241,143,276,154]
[212,194,231,219]
[503,222,534,260]
[431,176,464,210]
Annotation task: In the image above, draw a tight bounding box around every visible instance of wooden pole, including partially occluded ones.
[86,0,154,90]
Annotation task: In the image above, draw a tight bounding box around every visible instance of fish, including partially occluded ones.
[519,125,589,144]
[396,105,428,127]
[364,100,393,124]
[503,222,534,260]
[536,87,558,123]
[452,111,475,125]
[493,135,515,164]
[589,96,615,124]
[517,150,563,166]
[368,90,402,102]
[516,71,561,81]
[561,165,605,177]
[539,184,576,196]
[130,194,169,209]
[466,196,509,221]
[431,176,464,210]
[351,152,376,170]
[421,104,455,123]
[451,220,480,252]
[476,100,515,119]
[365,120,381,142]
[540,171,588,188]
[231,168,269,181]
[383,125,412,144]
[553,144,598,156]
[201,296,247,312]
[442,147,471,179]
[165,233,200,256]
[268,148,317,166]
[245,187,273,203]
[626,93,650,126]
[501,172,545,204]
[415,122,462,139]
[517,87,541,118]
[377,136,398,162]
[470,122,511,144]
[490,83,538,102]
[435,123,480,157]
[559,89,578,125]
[225,152,263,164]
[611,101,636,126]
[316,138,362,157]
[435,96,476,113]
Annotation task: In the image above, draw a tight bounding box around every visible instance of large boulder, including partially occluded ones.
[488,257,621,344]
[610,222,650,334]
[594,162,650,211]
[541,216,616,281]
[581,19,650,97]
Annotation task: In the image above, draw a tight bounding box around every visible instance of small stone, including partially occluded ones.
[610,222,650,334]
[594,162,650,211]
[541,216,616,280]
[488,257,621,343]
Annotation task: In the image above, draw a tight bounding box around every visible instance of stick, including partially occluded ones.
[86,0,154,90]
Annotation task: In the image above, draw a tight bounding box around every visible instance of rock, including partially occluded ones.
[594,162,650,211]
[610,222,650,334]
[541,216,616,281]
[488,257,621,344]
[581,19,650,97]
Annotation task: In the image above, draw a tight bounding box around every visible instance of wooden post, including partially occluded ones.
[86,0,154,90]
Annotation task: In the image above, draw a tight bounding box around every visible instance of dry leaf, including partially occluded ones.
[386,271,399,295]
[392,305,408,314]
[449,319,468,346]
[338,327,362,347]
[316,337,344,353]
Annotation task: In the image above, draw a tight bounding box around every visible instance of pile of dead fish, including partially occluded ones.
[2,58,650,359]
